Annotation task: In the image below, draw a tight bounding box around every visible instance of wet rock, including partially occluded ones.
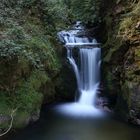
[101,0,140,125]
[128,110,140,125]
[103,106,112,112]
[30,110,40,122]
[114,5,125,15]
[136,119,140,125]
[129,110,137,118]
[96,97,109,107]
[0,114,11,124]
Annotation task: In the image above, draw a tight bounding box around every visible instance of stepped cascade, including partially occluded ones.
[57,22,101,116]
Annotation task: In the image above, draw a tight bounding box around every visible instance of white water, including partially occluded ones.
[56,22,102,117]
[79,48,101,105]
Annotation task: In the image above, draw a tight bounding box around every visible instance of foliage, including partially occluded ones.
[117,1,140,39]
[42,0,71,31]
[0,70,46,129]
[0,70,47,113]
[0,0,62,124]
[69,0,102,23]
[102,0,140,119]
[15,70,47,112]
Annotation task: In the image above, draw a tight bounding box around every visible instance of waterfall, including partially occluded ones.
[79,48,101,105]
[66,47,101,106]
[56,22,102,117]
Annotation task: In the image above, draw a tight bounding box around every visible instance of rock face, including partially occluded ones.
[102,0,140,124]
[0,115,11,125]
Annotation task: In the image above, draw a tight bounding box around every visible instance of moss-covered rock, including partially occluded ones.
[102,0,140,124]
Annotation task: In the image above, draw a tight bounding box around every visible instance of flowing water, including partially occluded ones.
[2,22,140,140]
[56,21,102,117]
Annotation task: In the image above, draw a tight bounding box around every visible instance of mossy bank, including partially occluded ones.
[0,0,76,132]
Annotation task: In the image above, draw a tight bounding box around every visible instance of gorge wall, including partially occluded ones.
[102,0,140,124]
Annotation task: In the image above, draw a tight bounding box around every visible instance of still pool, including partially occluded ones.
[2,105,140,140]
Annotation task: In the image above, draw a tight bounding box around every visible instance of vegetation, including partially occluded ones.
[0,0,62,129]
[102,0,140,121]
[69,0,102,23]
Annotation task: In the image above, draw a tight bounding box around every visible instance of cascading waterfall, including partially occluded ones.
[56,22,102,117]
[66,47,101,106]
[79,48,101,105]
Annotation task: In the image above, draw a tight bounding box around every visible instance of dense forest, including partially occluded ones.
[0,0,140,137]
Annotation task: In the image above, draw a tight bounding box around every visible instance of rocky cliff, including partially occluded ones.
[102,0,140,124]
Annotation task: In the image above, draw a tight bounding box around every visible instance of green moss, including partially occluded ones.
[15,70,48,111]
[131,1,140,16]
[0,70,47,129]
[121,81,131,108]
[102,0,140,119]
[105,71,114,91]
[103,38,123,62]
[119,17,133,32]
[0,93,12,115]
[135,47,140,58]
[13,111,31,128]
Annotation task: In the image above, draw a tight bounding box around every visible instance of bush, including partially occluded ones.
[69,0,102,23]
[0,0,61,119]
